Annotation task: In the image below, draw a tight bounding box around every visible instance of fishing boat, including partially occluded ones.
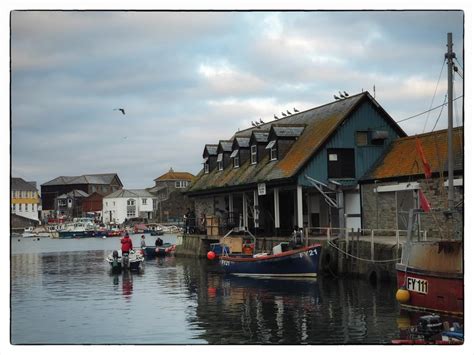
[395,33,463,316]
[57,219,96,238]
[142,243,176,258]
[219,243,321,277]
[105,249,144,272]
[21,226,37,238]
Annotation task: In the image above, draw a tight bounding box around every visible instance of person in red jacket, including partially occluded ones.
[121,233,133,255]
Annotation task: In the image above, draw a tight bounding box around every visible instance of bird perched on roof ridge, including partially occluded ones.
[339,91,344,98]
[114,108,125,115]
[286,110,292,115]
[344,91,349,97]
[251,121,257,127]
[334,95,340,100]
[274,114,278,119]
[281,112,287,117]
[259,118,264,124]
[293,107,299,113]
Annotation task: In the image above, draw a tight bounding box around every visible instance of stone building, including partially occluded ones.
[187,92,406,237]
[360,127,463,238]
[147,168,195,223]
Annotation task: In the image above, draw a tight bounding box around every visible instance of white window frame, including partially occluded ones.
[25,204,28,212]
[251,145,257,164]
[142,198,147,205]
[234,155,240,168]
[204,163,210,174]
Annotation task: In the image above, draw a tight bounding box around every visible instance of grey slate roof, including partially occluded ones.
[271,126,306,138]
[251,131,270,143]
[204,144,218,156]
[42,173,120,186]
[104,189,155,199]
[234,137,250,148]
[57,189,89,199]
[12,177,38,191]
[218,140,233,152]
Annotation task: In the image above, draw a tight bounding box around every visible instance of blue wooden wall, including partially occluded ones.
[297,100,402,186]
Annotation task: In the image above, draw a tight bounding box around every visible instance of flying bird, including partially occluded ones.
[286,110,292,115]
[274,114,278,119]
[344,91,349,97]
[259,118,264,124]
[334,95,340,100]
[281,112,287,117]
[114,108,125,115]
[293,108,299,113]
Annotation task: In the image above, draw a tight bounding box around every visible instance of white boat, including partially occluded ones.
[105,249,144,272]
[22,227,37,238]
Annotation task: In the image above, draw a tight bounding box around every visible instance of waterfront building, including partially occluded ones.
[11,177,40,221]
[81,192,105,220]
[147,168,195,223]
[40,173,123,218]
[187,92,406,237]
[360,127,463,237]
[54,189,89,219]
[102,189,157,224]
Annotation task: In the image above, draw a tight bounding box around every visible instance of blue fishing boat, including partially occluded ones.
[142,243,176,258]
[219,243,321,277]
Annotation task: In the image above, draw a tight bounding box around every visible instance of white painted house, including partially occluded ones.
[102,189,156,224]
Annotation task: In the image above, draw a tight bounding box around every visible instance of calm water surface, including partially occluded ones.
[12,234,407,344]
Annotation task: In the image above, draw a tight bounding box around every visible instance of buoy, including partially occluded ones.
[207,251,216,260]
[396,286,410,303]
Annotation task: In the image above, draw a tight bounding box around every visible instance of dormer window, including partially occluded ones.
[266,140,277,161]
[230,149,240,168]
[217,153,223,171]
[250,145,257,164]
[203,157,209,174]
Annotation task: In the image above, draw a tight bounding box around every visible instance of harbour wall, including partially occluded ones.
[175,234,401,282]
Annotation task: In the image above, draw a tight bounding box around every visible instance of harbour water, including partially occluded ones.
[12,234,411,344]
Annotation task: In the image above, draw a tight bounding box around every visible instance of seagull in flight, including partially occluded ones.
[293,107,299,113]
[114,108,125,115]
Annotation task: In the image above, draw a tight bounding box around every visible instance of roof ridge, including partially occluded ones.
[397,126,462,142]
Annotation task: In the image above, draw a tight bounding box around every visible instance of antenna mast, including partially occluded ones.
[445,33,455,210]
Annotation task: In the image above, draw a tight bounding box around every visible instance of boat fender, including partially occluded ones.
[396,286,410,303]
[207,251,216,260]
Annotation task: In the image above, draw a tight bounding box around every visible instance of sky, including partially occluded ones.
[10,10,465,189]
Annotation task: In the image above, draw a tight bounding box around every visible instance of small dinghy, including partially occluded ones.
[106,249,144,272]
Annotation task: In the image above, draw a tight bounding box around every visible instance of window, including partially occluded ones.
[58,200,67,207]
[142,198,147,205]
[251,145,257,164]
[356,131,369,146]
[25,204,28,212]
[92,186,97,192]
[234,155,240,168]
[127,199,136,217]
[266,140,277,161]
[175,181,188,188]
[204,163,210,174]
[217,153,223,171]
[19,204,22,212]
[32,204,35,211]
[327,148,355,178]
[102,186,107,193]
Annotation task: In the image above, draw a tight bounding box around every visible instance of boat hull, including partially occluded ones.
[58,231,90,239]
[396,240,463,316]
[143,244,175,258]
[219,244,321,277]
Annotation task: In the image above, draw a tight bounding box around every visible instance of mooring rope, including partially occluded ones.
[327,240,401,263]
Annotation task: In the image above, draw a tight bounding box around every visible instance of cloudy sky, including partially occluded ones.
[10,10,464,189]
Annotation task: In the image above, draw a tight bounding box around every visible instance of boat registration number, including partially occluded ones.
[406,276,428,294]
[299,249,318,258]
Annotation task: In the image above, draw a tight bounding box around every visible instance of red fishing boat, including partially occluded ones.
[395,33,463,316]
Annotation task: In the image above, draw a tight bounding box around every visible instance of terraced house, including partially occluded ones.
[187,92,406,237]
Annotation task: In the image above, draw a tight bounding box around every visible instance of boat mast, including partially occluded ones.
[445,32,455,211]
